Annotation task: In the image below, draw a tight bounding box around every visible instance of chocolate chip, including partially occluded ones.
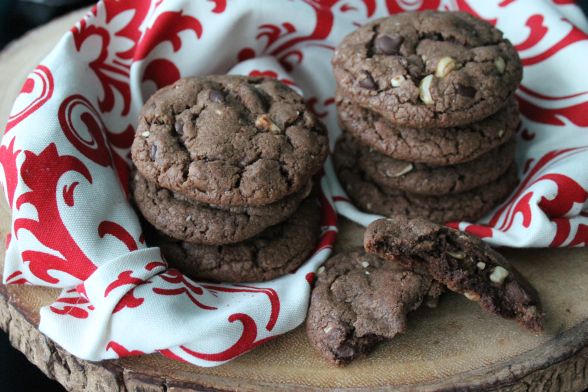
[174,120,184,135]
[375,35,403,55]
[209,89,225,103]
[150,144,157,160]
[456,84,476,98]
[359,72,378,90]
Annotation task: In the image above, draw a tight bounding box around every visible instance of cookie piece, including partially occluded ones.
[306,249,442,365]
[364,216,544,332]
[333,136,519,223]
[332,11,522,128]
[337,95,519,165]
[132,75,329,206]
[151,197,321,283]
[354,134,516,195]
[131,171,312,245]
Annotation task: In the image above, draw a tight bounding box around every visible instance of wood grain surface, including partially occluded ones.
[0,8,587,392]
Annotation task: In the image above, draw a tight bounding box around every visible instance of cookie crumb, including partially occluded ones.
[464,291,480,301]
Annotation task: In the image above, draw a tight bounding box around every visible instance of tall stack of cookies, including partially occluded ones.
[332,11,522,223]
[130,76,329,283]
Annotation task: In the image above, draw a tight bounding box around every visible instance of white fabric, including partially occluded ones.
[1,0,587,366]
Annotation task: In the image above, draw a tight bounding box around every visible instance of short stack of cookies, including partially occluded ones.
[331,11,522,223]
[130,75,329,283]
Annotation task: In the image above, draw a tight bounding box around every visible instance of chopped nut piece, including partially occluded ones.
[476,262,486,270]
[386,163,413,177]
[323,324,333,334]
[141,131,150,138]
[185,215,192,222]
[498,129,505,138]
[390,75,406,87]
[255,114,282,134]
[447,250,466,259]
[490,266,509,284]
[435,56,457,78]
[419,75,434,105]
[464,291,480,301]
[365,271,370,275]
[318,266,325,274]
[361,261,369,268]
[495,57,506,74]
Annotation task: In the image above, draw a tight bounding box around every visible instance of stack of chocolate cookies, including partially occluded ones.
[130,75,329,283]
[331,11,522,223]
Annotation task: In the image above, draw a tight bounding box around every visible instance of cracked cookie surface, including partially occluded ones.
[149,196,321,283]
[352,134,516,195]
[306,249,443,365]
[337,95,519,165]
[131,171,311,245]
[333,136,519,223]
[131,75,329,206]
[332,11,522,128]
[364,217,543,332]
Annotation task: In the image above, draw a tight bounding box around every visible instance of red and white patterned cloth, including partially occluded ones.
[0,0,587,367]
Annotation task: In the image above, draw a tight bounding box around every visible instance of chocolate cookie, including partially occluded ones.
[306,249,443,365]
[333,137,519,223]
[332,11,522,128]
[151,197,321,283]
[337,95,519,165]
[353,134,516,195]
[132,75,329,206]
[131,171,312,245]
[365,217,543,332]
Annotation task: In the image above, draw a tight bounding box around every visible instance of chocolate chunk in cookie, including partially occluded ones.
[131,171,311,245]
[337,95,519,166]
[332,11,523,128]
[333,135,519,223]
[354,134,516,195]
[150,197,321,283]
[364,217,543,332]
[132,75,329,206]
[306,249,442,365]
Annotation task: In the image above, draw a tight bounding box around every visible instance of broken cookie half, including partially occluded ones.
[364,216,544,332]
[306,249,443,365]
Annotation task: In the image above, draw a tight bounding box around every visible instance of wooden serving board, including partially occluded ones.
[1,9,588,392]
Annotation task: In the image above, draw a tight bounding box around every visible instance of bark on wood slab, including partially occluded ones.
[0,8,587,392]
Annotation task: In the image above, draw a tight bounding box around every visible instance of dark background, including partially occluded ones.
[0,1,587,391]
